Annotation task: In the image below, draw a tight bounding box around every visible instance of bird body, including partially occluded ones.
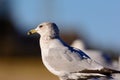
[28,22,120,80]
[40,37,106,80]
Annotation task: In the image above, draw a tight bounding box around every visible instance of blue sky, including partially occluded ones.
[10,0,120,52]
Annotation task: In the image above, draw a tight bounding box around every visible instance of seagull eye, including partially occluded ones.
[39,25,43,28]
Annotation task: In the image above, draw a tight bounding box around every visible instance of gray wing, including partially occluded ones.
[46,47,103,73]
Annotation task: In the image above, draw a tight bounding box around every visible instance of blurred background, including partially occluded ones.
[0,0,120,80]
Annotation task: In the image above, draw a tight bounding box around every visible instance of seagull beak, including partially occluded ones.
[27,29,37,35]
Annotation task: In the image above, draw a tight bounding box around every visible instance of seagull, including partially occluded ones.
[28,22,120,80]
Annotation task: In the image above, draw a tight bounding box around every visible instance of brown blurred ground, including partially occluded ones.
[0,57,58,80]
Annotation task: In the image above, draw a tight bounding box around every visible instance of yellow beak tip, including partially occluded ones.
[27,32,31,35]
[27,29,37,35]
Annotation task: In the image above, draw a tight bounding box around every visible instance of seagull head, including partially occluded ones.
[28,22,60,38]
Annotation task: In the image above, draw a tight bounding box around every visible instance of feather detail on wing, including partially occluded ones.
[68,47,91,59]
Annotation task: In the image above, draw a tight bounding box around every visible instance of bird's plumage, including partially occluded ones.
[71,39,112,67]
[28,22,120,80]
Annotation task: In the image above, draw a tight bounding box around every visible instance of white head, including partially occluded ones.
[28,22,59,39]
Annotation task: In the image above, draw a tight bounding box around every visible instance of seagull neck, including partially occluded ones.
[40,35,60,48]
